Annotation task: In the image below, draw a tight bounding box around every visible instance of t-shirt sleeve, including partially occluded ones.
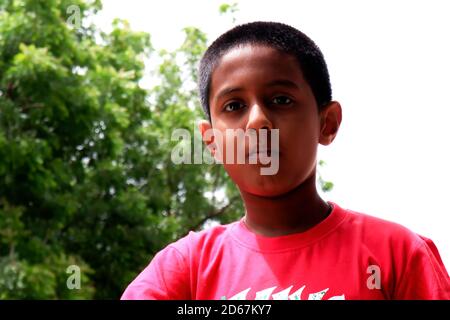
[120,245,191,300]
[394,236,450,299]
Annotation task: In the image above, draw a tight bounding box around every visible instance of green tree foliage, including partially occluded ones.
[0,1,333,299]
[0,0,244,299]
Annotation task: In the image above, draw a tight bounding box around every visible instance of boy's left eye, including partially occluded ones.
[271,96,293,105]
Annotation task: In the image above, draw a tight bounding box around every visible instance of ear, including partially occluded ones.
[319,101,342,146]
[197,119,216,156]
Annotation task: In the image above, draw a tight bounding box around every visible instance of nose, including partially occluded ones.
[245,102,273,131]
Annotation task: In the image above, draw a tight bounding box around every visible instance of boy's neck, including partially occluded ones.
[240,172,331,237]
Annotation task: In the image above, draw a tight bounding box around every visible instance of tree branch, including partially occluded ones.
[21,102,44,112]
[184,195,240,235]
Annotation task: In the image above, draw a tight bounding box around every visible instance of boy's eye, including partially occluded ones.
[271,96,292,105]
[224,101,245,112]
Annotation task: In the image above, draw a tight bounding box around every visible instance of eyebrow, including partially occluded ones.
[215,87,244,103]
[266,79,300,90]
[214,79,300,103]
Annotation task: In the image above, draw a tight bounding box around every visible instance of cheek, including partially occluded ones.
[211,128,241,164]
[285,140,318,178]
[269,115,320,181]
[281,108,320,145]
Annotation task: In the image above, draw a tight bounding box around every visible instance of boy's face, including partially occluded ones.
[199,44,341,197]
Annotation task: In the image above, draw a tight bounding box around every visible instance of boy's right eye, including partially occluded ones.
[224,101,245,112]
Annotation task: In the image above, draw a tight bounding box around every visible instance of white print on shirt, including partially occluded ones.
[222,285,345,300]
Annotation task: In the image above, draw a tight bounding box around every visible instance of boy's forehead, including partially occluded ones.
[211,44,304,92]
[219,44,290,65]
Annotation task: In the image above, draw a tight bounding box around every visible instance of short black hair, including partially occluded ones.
[198,21,332,121]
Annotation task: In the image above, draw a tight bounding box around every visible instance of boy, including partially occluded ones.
[121,22,449,300]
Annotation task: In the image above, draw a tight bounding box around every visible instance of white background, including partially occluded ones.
[96,0,450,269]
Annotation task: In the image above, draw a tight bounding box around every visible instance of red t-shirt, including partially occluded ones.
[121,202,450,300]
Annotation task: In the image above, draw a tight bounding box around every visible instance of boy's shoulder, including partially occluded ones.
[336,204,446,271]
[342,204,427,247]
[167,220,238,257]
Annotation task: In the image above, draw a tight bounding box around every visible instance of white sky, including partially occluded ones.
[95,0,450,268]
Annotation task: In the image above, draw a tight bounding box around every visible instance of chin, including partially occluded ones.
[225,162,313,197]
[240,176,298,198]
[237,169,314,198]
